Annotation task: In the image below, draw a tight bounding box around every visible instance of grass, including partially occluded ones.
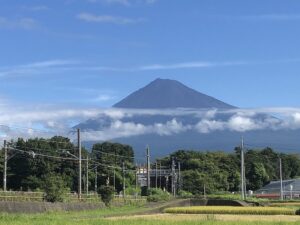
[164,206,296,215]
[206,194,270,203]
[0,204,300,225]
[0,211,300,225]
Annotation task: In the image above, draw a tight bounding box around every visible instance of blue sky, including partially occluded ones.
[1,0,300,109]
[2,0,300,140]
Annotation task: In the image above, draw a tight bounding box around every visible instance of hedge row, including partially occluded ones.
[270,202,300,207]
[164,206,296,215]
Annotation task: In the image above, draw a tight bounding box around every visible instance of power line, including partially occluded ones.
[12,145,75,153]
[91,148,142,159]
[8,147,78,161]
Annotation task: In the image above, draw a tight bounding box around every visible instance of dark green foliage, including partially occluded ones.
[295,209,300,215]
[178,190,193,198]
[160,148,300,195]
[147,188,170,202]
[2,135,300,199]
[98,185,115,206]
[43,174,68,202]
[141,186,148,196]
[91,142,135,193]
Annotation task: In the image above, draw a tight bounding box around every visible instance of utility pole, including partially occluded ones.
[240,137,245,200]
[95,166,98,192]
[146,146,151,190]
[280,157,284,200]
[113,147,116,191]
[77,129,82,200]
[3,140,7,192]
[155,162,158,189]
[159,163,162,189]
[171,157,176,197]
[122,161,126,198]
[135,164,138,191]
[86,156,89,195]
[178,162,181,193]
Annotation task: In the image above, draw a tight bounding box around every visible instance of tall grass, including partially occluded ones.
[164,206,296,215]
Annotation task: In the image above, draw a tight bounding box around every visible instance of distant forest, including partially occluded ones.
[1,136,300,195]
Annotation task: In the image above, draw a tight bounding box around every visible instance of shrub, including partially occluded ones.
[98,185,115,206]
[164,206,295,215]
[125,186,141,196]
[178,190,194,198]
[295,209,300,215]
[141,186,148,196]
[147,188,170,202]
[43,174,68,203]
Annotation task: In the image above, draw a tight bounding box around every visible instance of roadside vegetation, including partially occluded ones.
[164,206,296,215]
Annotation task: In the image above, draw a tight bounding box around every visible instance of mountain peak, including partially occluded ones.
[113,78,235,109]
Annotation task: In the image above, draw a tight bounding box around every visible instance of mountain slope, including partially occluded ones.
[76,78,297,158]
[113,78,235,109]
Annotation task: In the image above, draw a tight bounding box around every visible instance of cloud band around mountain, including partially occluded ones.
[1,105,300,143]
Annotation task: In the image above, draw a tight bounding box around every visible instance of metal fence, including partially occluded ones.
[0,191,147,203]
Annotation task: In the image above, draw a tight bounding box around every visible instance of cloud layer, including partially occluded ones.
[1,102,300,144]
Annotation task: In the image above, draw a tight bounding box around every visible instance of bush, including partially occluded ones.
[178,190,194,198]
[295,209,300,215]
[125,186,141,196]
[164,206,295,215]
[43,174,68,203]
[98,185,115,206]
[147,188,170,202]
[141,186,148,196]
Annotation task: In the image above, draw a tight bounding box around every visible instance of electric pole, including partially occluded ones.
[159,163,162,189]
[178,161,181,193]
[146,146,151,190]
[3,140,7,192]
[135,164,138,198]
[86,156,89,195]
[240,137,245,200]
[77,128,82,200]
[122,161,126,198]
[171,157,176,197]
[280,157,284,200]
[114,147,116,191]
[95,166,98,192]
[155,162,158,189]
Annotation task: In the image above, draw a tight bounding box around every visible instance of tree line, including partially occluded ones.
[0,137,135,194]
[160,147,300,195]
[1,136,300,197]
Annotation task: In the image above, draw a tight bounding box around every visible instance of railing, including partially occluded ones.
[0,191,147,203]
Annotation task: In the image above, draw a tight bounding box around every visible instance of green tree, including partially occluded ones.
[98,185,115,206]
[43,174,68,202]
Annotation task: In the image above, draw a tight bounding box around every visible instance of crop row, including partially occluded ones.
[164,206,296,215]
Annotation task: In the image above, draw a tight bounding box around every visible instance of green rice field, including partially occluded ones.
[1,205,300,225]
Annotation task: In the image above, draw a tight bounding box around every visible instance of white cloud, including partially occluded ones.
[2,58,300,79]
[2,103,300,143]
[227,116,262,132]
[195,119,225,133]
[92,94,115,102]
[77,13,143,24]
[87,0,157,5]
[22,5,49,11]
[0,17,37,30]
[0,59,78,78]
[242,14,300,21]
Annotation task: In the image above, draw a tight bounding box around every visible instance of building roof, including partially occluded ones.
[256,179,300,194]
